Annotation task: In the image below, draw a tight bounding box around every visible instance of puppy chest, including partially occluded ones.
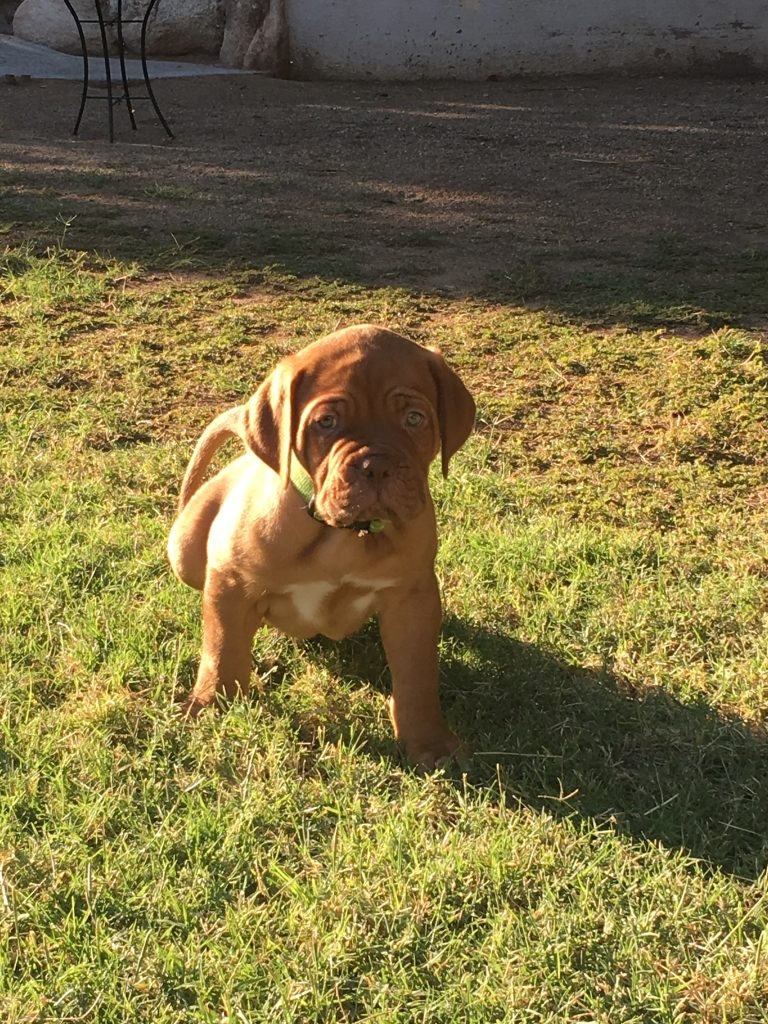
[265,576,396,640]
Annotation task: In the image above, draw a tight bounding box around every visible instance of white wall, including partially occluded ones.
[285,0,768,79]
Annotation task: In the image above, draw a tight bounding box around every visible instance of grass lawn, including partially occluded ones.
[2,78,768,1023]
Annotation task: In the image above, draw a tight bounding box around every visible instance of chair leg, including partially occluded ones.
[62,0,89,135]
[141,0,175,139]
[94,0,114,142]
[116,0,138,130]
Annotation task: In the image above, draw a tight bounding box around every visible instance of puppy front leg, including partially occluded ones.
[184,568,261,717]
[377,573,461,770]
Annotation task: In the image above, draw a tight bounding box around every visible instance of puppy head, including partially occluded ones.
[242,325,475,527]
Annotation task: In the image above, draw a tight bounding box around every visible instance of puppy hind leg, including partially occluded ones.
[183,569,262,717]
[167,476,227,591]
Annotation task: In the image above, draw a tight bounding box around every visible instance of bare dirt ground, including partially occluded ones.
[1,73,768,311]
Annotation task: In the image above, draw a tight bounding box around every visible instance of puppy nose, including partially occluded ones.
[357,453,390,481]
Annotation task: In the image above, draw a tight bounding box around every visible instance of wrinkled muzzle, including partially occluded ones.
[313,445,428,527]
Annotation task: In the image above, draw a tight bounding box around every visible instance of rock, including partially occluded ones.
[219,0,267,67]
[1,0,21,34]
[121,0,225,57]
[13,0,225,58]
[219,0,285,71]
[13,0,110,54]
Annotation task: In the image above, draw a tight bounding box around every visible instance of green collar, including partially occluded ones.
[289,456,387,535]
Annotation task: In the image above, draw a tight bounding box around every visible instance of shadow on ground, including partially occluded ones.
[307,616,768,881]
[2,75,768,326]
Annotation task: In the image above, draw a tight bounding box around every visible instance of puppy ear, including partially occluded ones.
[427,348,476,476]
[242,364,303,487]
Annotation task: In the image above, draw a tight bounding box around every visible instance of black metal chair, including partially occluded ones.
[62,0,174,141]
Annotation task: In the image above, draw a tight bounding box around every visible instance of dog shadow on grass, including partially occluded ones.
[306,614,768,880]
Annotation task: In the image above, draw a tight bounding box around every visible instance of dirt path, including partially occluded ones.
[2,73,767,307]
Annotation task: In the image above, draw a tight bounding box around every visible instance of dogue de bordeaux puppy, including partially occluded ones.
[167,324,475,769]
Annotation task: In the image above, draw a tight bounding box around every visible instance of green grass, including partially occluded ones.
[2,229,768,1024]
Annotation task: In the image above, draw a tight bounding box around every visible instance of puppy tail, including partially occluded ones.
[177,405,249,511]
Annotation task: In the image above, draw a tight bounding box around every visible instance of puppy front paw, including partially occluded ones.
[180,694,212,719]
[399,728,471,773]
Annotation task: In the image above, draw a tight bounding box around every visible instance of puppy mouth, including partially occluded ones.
[318,502,400,530]
[308,447,427,528]
[313,478,424,528]
[312,481,401,525]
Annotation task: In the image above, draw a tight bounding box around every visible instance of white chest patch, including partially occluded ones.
[341,575,398,591]
[281,581,335,622]
[279,577,398,624]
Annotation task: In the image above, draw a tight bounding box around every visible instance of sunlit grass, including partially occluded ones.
[1,236,767,1023]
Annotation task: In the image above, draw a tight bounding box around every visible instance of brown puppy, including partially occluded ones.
[167,324,475,768]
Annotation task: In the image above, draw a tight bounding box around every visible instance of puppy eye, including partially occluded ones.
[405,410,425,427]
[316,413,338,430]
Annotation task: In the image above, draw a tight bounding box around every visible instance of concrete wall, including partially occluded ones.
[285,0,768,79]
